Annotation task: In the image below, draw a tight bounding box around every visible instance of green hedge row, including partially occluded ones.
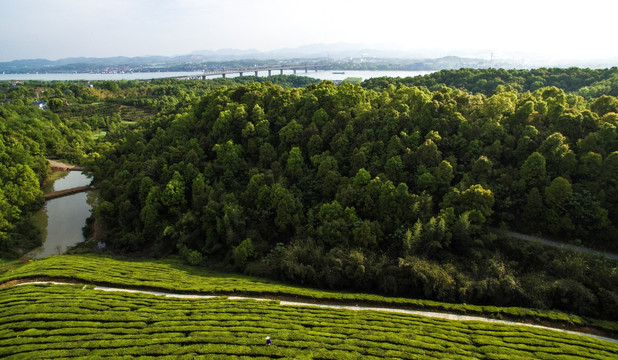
[2,254,613,334]
[0,283,616,359]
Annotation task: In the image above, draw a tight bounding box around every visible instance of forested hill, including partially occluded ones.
[362,67,618,98]
[0,100,96,256]
[91,77,618,319]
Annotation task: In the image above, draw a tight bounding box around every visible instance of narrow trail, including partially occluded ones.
[43,159,94,200]
[12,280,618,345]
[47,159,84,171]
[490,228,618,261]
[43,185,97,200]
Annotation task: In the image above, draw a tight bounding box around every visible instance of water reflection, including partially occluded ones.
[28,171,94,259]
[44,171,92,192]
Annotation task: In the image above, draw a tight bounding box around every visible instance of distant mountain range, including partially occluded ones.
[189,43,443,60]
[1,43,616,73]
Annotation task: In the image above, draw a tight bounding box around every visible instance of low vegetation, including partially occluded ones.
[1,283,616,359]
[2,254,617,335]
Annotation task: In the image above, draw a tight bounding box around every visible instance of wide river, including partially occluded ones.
[28,171,95,259]
[0,70,433,81]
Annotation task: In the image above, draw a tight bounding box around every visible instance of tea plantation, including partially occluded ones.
[1,254,615,333]
[1,283,617,359]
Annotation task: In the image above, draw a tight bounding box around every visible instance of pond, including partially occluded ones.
[28,171,96,259]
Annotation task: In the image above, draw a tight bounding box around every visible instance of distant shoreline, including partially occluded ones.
[0,70,435,82]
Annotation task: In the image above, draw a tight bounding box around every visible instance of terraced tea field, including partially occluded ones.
[1,283,616,359]
[2,254,614,334]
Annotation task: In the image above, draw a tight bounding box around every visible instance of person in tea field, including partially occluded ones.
[265,336,272,346]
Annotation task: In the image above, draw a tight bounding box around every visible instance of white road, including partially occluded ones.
[491,228,618,261]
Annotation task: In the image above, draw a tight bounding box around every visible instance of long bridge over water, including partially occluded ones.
[174,64,322,80]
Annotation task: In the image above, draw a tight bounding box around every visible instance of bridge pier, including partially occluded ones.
[255,70,258,77]
[239,72,243,76]
[293,69,297,74]
[280,69,283,75]
[222,73,226,78]
[268,70,272,76]
[305,67,308,73]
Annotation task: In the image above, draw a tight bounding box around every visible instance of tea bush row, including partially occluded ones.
[0,284,616,359]
[2,254,610,333]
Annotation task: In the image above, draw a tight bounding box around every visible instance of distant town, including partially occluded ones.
[0,53,518,75]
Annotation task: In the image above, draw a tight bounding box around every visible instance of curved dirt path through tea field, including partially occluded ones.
[11,280,618,345]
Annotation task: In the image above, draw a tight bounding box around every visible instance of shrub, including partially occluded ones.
[233,238,255,269]
[177,243,203,266]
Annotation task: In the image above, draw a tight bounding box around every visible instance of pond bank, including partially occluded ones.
[28,169,96,259]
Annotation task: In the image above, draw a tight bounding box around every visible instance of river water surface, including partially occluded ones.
[28,171,95,259]
[0,70,433,81]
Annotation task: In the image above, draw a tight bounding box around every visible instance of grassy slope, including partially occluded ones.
[1,254,617,336]
[1,283,616,359]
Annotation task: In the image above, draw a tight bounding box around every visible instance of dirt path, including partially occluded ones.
[490,228,618,261]
[43,185,97,200]
[13,280,618,345]
[48,159,85,171]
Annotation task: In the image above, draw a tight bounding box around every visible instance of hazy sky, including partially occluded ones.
[0,0,616,62]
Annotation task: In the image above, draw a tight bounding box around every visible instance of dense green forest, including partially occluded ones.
[0,82,102,255]
[86,70,618,320]
[363,67,618,99]
[2,68,618,321]
[0,76,319,256]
